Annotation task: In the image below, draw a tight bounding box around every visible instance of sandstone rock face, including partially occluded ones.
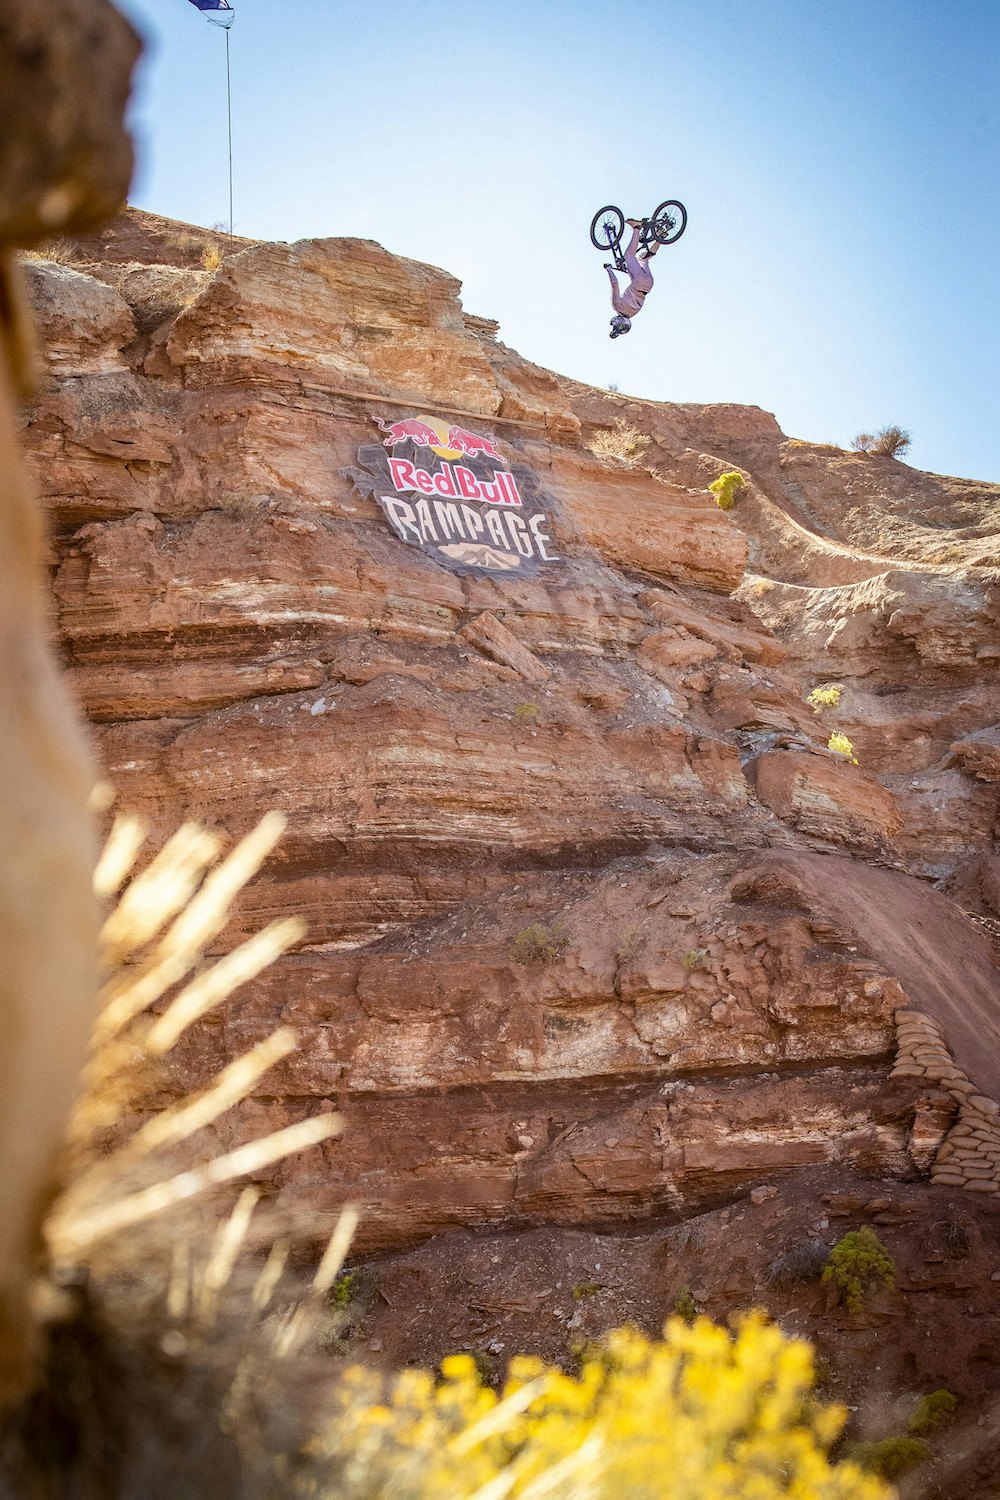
[25,209,1000,1258]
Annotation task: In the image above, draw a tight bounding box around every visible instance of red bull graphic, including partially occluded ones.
[373,415,443,449]
[347,413,560,577]
[388,457,522,507]
[444,425,509,466]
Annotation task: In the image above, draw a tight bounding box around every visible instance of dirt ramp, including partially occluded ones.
[736,851,1000,1101]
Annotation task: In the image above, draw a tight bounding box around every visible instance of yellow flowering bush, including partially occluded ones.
[827,732,858,764]
[807,685,843,712]
[299,1315,890,1498]
[708,471,745,511]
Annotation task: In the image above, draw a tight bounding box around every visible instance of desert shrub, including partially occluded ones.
[673,1286,697,1322]
[588,416,650,465]
[822,1227,895,1313]
[708,470,745,511]
[218,489,266,521]
[852,426,911,459]
[331,1269,359,1308]
[21,239,83,266]
[512,702,537,723]
[572,1281,601,1300]
[304,1316,890,1497]
[606,381,620,393]
[907,1388,957,1435]
[765,1236,830,1289]
[201,244,222,271]
[615,928,640,963]
[943,1215,971,1257]
[681,948,708,969]
[807,684,843,712]
[872,425,911,458]
[511,923,569,965]
[163,230,206,258]
[828,732,858,764]
[846,1436,930,1480]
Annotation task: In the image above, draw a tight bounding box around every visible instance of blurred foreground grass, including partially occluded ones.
[5,809,891,1498]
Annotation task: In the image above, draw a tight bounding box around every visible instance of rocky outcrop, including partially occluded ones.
[22,209,1000,1265]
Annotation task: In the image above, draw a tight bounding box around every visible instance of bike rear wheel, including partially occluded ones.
[590,205,625,252]
[649,200,687,245]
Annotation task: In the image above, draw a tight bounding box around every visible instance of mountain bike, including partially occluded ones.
[589,200,687,271]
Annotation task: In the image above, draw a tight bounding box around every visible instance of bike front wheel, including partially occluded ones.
[649,200,687,245]
[590,205,625,252]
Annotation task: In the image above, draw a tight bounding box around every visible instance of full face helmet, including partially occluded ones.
[610,314,632,339]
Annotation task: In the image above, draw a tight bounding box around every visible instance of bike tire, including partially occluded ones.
[590,205,625,252]
[649,199,687,245]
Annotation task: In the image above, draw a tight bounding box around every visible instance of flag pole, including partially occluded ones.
[225,23,233,237]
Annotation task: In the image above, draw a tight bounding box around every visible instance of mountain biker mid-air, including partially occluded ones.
[605,220,660,338]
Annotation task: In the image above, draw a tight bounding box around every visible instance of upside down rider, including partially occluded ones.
[605,219,660,338]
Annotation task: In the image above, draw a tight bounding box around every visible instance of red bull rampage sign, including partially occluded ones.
[348,413,560,576]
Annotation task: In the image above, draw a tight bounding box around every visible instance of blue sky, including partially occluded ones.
[116,0,998,482]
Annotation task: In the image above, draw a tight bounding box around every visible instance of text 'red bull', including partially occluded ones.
[388,456,522,507]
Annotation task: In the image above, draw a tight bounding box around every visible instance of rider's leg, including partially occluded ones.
[605,264,631,317]
[623,225,654,293]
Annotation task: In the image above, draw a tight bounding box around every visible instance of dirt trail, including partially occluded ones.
[743,852,1000,1100]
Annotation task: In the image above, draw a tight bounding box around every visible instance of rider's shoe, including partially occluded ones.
[625,218,643,227]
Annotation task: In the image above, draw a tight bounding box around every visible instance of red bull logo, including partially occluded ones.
[388,457,522,508]
[353,412,559,577]
[443,425,508,467]
[373,415,443,449]
[371,411,508,467]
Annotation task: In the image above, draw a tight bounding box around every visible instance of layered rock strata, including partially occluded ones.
[23,209,1000,1251]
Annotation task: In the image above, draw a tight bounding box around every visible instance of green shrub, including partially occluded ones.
[331,1269,359,1307]
[846,1436,930,1480]
[673,1286,697,1322]
[708,471,745,511]
[512,702,538,722]
[822,1227,895,1312]
[681,948,708,969]
[511,923,569,965]
[907,1388,957,1435]
[573,1282,602,1300]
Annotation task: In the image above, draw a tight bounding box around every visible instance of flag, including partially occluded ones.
[187,0,235,27]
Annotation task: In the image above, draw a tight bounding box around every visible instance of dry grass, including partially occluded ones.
[217,488,267,521]
[20,240,84,267]
[588,416,650,466]
[0,805,360,1495]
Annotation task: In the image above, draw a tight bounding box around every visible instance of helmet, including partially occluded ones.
[610,314,631,339]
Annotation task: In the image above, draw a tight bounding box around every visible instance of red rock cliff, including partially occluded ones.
[24,209,1000,1255]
